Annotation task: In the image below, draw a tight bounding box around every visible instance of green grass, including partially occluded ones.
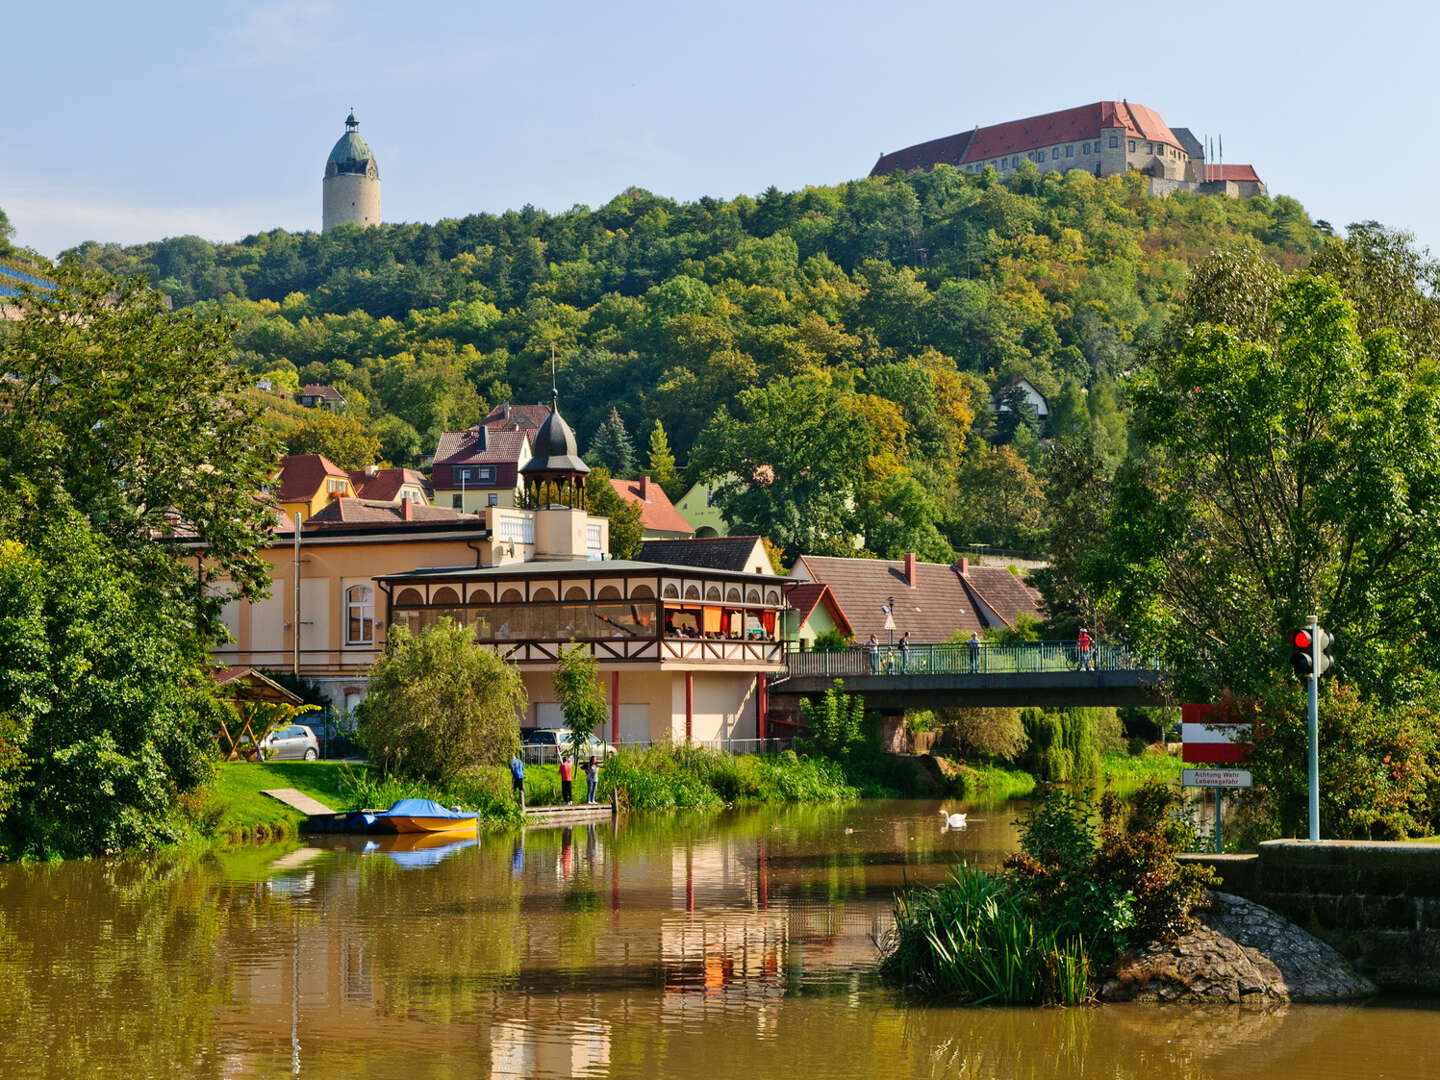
[601,745,859,811]
[203,761,352,834]
[949,763,1037,802]
[1101,749,1184,793]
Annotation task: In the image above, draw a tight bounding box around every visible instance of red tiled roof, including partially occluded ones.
[299,384,345,402]
[873,100,1184,175]
[275,454,350,503]
[961,566,1044,626]
[787,582,855,639]
[610,477,695,536]
[1205,164,1261,182]
[482,402,551,431]
[348,467,429,502]
[433,427,529,467]
[794,554,1042,641]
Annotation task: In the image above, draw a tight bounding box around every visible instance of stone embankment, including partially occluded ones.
[1099,891,1374,1004]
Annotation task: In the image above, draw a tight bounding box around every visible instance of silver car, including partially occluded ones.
[261,724,320,761]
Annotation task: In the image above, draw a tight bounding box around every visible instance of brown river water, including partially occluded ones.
[0,799,1435,1079]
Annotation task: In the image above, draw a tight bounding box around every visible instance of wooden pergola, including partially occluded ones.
[213,667,306,761]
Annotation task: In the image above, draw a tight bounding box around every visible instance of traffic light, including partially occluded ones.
[1289,626,1334,679]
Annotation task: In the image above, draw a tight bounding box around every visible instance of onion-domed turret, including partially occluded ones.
[521,366,590,509]
[322,109,381,233]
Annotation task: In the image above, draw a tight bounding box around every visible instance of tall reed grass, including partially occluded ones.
[336,764,523,826]
[878,864,1090,1005]
[600,745,857,811]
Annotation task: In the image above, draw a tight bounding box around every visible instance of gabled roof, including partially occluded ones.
[433,427,529,468]
[348,467,429,502]
[637,535,773,573]
[214,666,305,705]
[482,402,551,431]
[275,454,351,504]
[787,582,854,638]
[610,477,694,536]
[299,383,345,403]
[305,498,478,529]
[793,554,1042,641]
[1170,126,1205,159]
[1206,164,1262,182]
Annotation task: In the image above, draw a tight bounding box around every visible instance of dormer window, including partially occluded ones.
[327,478,347,494]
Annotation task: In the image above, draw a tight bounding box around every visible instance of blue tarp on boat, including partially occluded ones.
[380,798,475,820]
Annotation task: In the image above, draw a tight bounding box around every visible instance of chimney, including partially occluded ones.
[639,476,650,500]
[402,498,414,522]
[503,403,511,420]
[905,552,918,588]
[365,464,379,478]
[957,556,969,577]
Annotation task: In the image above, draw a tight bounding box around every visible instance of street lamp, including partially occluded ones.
[882,596,895,647]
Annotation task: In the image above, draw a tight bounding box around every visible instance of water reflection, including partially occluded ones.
[0,799,1433,1079]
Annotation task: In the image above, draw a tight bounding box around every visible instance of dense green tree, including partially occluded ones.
[1094,269,1440,700]
[993,382,1039,445]
[1031,437,1113,636]
[285,410,382,470]
[645,419,682,496]
[0,206,14,253]
[588,407,637,476]
[552,645,609,761]
[0,265,278,608]
[356,619,525,784]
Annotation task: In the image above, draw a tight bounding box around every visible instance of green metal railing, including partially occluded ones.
[781,640,1151,680]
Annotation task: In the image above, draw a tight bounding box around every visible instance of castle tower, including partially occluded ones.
[322,110,380,233]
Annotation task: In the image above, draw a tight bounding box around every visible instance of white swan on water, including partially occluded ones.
[940,810,967,828]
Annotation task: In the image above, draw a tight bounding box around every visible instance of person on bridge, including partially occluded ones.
[968,632,981,673]
[1077,627,1093,671]
[867,634,879,674]
[899,631,911,673]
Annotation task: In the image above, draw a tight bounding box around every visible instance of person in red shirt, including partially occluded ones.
[559,755,574,804]
[1077,627,1093,671]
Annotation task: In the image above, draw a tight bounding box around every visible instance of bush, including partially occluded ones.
[337,763,522,826]
[1020,707,1108,781]
[356,619,526,783]
[600,744,856,811]
[799,680,868,756]
[878,864,1089,1004]
[934,706,1028,762]
[810,629,852,653]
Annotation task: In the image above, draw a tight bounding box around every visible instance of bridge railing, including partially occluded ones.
[780,641,1150,680]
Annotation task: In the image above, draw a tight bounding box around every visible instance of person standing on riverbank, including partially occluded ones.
[559,756,574,804]
[581,755,599,804]
[509,754,526,807]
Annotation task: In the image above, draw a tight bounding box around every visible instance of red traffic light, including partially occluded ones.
[1291,629,1313,650]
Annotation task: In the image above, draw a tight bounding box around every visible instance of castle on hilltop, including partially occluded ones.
[871,100,1265,198]
[322,110,381,233]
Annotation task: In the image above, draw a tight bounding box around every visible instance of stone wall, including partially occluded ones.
[1182,840,1440,991]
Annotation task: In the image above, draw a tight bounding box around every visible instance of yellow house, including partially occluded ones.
[274,454,357,523]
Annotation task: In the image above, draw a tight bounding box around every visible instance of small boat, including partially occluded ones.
[373,798,478,834]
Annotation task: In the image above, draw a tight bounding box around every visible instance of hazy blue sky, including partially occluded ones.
[4,1,1433,256]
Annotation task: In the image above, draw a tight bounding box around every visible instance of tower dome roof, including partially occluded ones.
[325,112,378,178]
[522,400,590,475]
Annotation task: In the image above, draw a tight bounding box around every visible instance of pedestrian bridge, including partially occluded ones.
[769,641,1166,709]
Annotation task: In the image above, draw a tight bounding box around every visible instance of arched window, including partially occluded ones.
[346,585,374,645]
[746,588,761,604]
[432,586,460,605]
[532,587,556,602]
[500,588,524,603]
[662,584,679,599]
[705,585,722,601]
[396,587,423,606]
[631,584,655,600]
[467,586,492,604]
[726,587,742,603]
[684,584,701,600]
[565,586,588,601]
[597,585,621,600]
[765,589,780,605]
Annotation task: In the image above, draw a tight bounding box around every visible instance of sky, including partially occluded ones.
[4,0,1437,258]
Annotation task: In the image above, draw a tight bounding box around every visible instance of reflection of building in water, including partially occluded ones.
[661,910,789,1002]
[490,1017,610,1078]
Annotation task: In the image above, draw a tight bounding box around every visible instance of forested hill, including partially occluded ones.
[59,164,1323,558]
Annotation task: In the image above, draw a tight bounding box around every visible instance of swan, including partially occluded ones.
[939,810,967,828]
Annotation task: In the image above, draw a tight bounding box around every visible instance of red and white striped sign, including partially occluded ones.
[1180,703,1252,764]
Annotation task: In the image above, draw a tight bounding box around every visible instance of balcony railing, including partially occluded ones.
[781,641,1153,680]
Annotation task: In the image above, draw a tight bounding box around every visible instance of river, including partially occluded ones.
[0,798,1433,1078]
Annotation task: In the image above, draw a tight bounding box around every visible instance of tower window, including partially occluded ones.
[1129,140,1136,152]
[1066,145,1073,157]
[1109,136,1119,148]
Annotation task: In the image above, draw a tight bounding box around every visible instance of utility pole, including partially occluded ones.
[293,512,302,677]
[1306,613,1320,842]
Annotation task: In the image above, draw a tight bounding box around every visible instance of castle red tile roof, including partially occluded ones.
[347,466,429,502]
[787,582,854,639]
[1205,164,1261,182]
[275,454,351,504]
[609,477,695,536]
[873,100,1184,174]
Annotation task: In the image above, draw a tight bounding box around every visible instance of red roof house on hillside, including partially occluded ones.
[609,476,695,539]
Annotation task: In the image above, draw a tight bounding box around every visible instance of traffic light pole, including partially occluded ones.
[1307,613,1320,842]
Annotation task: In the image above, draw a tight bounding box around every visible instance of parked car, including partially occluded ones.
[521,728,613,762]
[261,724,321,761]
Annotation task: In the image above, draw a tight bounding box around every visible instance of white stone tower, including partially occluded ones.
[322,110,381,233]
